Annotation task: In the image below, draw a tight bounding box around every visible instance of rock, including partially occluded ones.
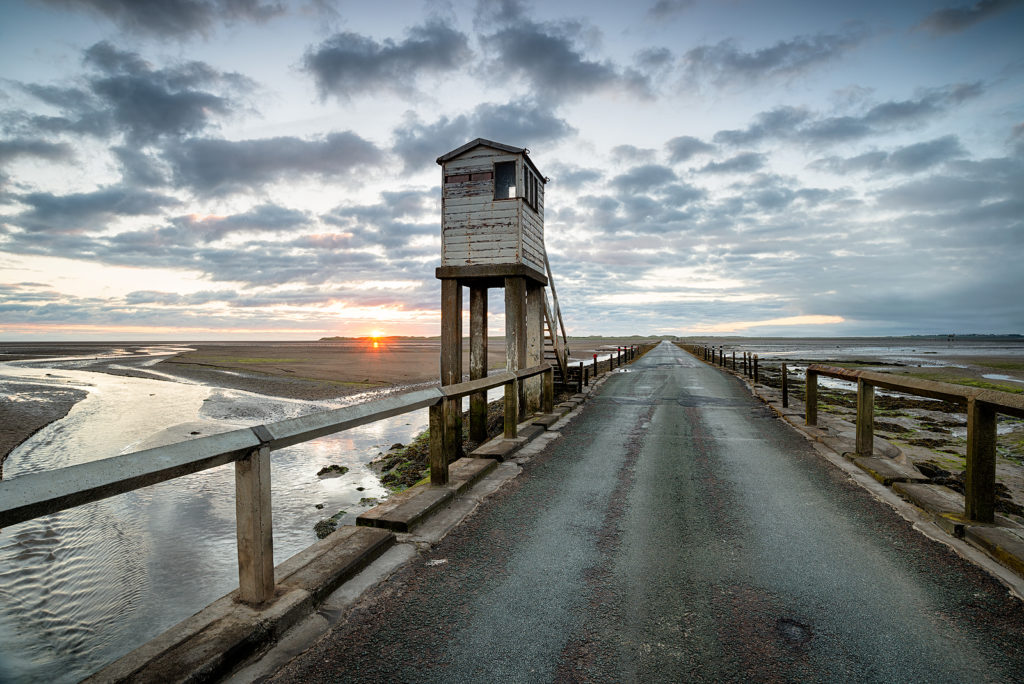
[389,443,404,451]
[356,486,365,491]
[315,503,325,509]
[316,464,349,478]
[313,519,336,539]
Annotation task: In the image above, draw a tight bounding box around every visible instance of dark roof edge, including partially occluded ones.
[436,138,546,182]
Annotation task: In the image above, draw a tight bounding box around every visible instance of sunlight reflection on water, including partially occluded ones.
[0,348,428,683]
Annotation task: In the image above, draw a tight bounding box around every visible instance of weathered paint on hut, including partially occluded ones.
[437,138,546,274]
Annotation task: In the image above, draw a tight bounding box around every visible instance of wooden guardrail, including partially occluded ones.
[0,363,553,605]
[679,343,1024,525]
[804,365,1024,524]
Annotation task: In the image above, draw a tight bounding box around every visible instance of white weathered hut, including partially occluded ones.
[436,138,546,279]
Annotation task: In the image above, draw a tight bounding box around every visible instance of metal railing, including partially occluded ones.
[0,363,553,604]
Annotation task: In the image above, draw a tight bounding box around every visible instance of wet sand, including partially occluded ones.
[0,384,87,474]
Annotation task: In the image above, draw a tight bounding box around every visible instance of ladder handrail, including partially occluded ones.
[544,253,569,347]
[542,252,570,381]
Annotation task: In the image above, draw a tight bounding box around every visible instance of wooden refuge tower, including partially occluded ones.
[435,138,569,447]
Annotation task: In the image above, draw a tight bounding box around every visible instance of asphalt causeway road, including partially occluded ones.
[271,341,1024,683]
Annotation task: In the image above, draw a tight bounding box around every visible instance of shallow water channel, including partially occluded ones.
[0,347,432,683]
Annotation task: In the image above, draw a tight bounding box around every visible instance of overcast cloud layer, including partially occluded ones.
[1,0,1022,339]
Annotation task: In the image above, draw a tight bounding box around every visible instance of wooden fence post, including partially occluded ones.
[235,445,274,605]
[504,379,519,439]
[753,355,759,384]
[543,368,554,414]
[577,362,583,392]
[593,354,598,378]
[732,351,736,370]
[965,398,997,523]
[806,370,818,426]
[856,379,875,457]
[429,402,449,485]
[782,363,789,408]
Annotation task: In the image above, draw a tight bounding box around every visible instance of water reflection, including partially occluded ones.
[0,347,428,683]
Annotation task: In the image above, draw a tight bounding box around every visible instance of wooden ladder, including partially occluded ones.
[542,253,570,387]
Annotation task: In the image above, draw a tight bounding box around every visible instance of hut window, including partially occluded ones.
[494,161,516,200]
[524,167,539,211]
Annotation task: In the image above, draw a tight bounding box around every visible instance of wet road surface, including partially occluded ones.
[272,341,1024,682]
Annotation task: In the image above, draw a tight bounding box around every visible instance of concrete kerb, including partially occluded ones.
[695,348,1024,597]
[95,371,609,683]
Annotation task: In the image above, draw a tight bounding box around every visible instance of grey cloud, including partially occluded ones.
[8,186,181,233]
[0,139,75,165]
[874,175,995,209]
[303,21,470,100]
[659,183,705,207]
[634,47,674,72]
[125,289,239,305]
[648,0,695,20]
[915,0,1022,35]
[717,84,984,148]
[713,106,810,146]
[611,145,656,163]
[391,100,575,172]
[176,204,312,242]
[665,135,714,163]
[39,0,284,37]
[545,162,602,190]
[810,135,967,175]
[112,146,168,186]
[164,131,383,195]
[485,20,651,101]
[682,27,866,86]
[698,152,765,174]
[610,164,677,194]
[11,42,251,144]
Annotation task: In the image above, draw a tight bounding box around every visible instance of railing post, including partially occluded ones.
[593,353,598,378]
[543,368,554,414]
[753,354,759,384]
[504,378,519,439]
[429,401,449,485]
[235,445,274,605]
[743,352,747,376]
[732,351,736,370]
[583,365,589,387]
[965,398,997,523]
[856,379,875,456]
[781,363,789,408]
[805,369,818,426]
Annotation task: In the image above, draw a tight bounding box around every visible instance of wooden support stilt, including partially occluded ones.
[505,277,526,421]
[469,285,488,445]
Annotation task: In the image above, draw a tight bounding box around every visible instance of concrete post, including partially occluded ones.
[806,370,818,426]
[965,398,997,523]
[469,285,488,445]
[235,446,274,605]
[856,379,875,457]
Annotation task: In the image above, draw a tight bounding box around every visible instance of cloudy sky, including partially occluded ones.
[1,0,1022,340]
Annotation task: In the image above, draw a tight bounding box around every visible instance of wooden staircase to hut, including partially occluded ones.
[542,253,571,387]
